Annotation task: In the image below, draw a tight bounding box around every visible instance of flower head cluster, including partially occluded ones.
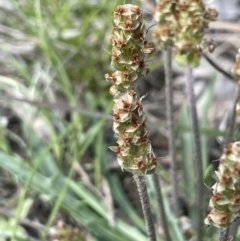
[205,142,240,228]
[105,4,156,175]
[153,0,218,66]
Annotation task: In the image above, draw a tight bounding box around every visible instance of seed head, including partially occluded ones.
[153,0,218,67]
[105,5,156,175]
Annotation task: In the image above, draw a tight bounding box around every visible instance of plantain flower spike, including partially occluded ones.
[205,142,240,228]
[105,4,156,175]
[153,0,218,67]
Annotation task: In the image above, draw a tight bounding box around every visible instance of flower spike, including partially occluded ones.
[105,4,156,175]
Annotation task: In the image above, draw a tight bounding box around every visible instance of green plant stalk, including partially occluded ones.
[185,67,204,241]
[94,129,104,187]
[133,174,156,241]
[161,185,185,241]
[200,78,215,171]
[152,173,172,241]
[41,157,75,241]
[164,47,179,216]
[180,105,196,222]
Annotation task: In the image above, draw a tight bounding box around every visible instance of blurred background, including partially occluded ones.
[0,0,239,240]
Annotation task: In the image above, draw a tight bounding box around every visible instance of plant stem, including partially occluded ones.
[152,173,172,241]
[219,229,230,241]
[133,174,156,241]
[164,47,179,217]
[184,67,204,241]
[229,221,238,241]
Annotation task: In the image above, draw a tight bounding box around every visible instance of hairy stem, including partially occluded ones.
[219,229,230,241]
[133,174,156,241]
[185,67,204,241]
[152,173,172,241]
[229,221,238,241]
[164,48,179,216]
